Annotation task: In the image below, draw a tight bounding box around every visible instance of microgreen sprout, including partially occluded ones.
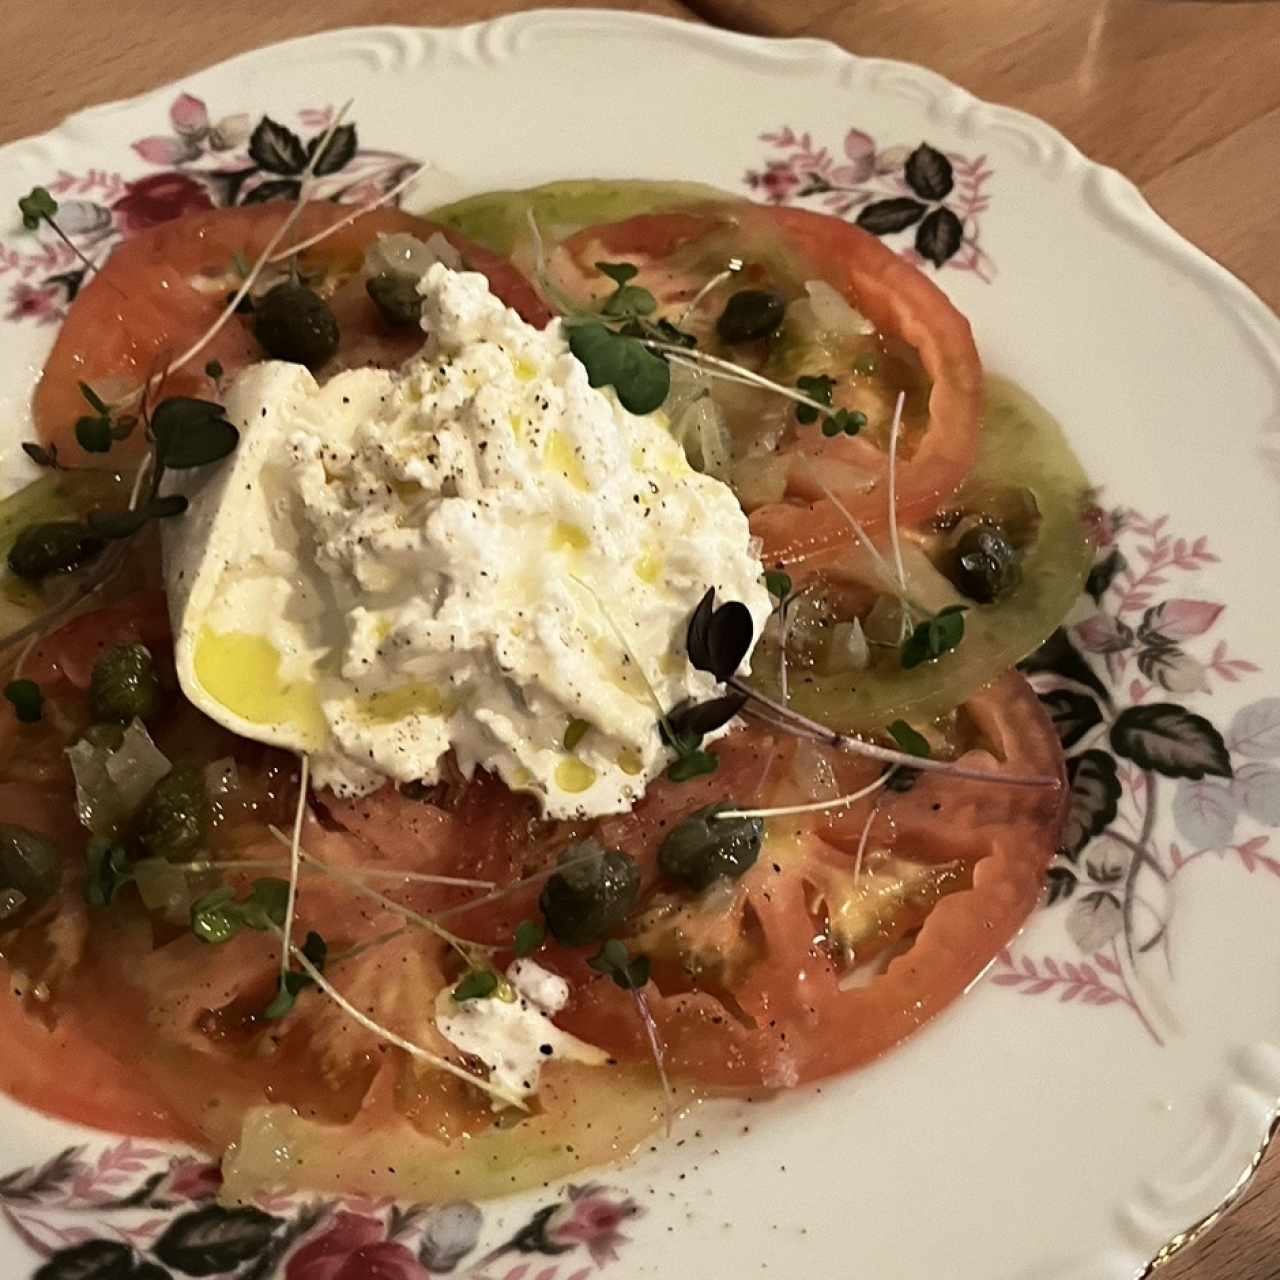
[191,877,290,945]
[764,570,792,602]
[277,755,309,995]
[900,605,968,670]
[18,187,102,281]
[452,969,500,1002]
[513,919,545,957]
[21,442,59,470]
[588,938,650,990]
[264,929,328,1019]
[887,719,931,758]
[716,771,889,821]
[4,679,42,724]
[84,837,133,907]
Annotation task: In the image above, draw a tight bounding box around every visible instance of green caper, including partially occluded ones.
[0,823,62,906]
[253,282,340,369]
[135,764,212,861]
[539,839,639,947]
[366,273,422,328]
[658,803,763,891]
[7,521,105,582]
[949,522,1022,604]
[90,643,159,724]
[715,289,786,344]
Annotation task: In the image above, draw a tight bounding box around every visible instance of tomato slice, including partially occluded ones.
[547,198,983,563]
[35,203,551,468]
[555,672,1065,1087]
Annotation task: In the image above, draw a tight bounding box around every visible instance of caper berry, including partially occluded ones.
[90,643,159,724]
[0,823,62,905]
[539,839,639,947]
[658,803,763,891]
[367,273,422,328]
[715,289,786,344]
[135,764,212,861]
[949,523,1022,604]
[7,521,105,582]
[253,282,340,369]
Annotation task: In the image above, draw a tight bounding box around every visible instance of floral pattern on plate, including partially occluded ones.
[744,126,995,278]
[1002,506,1274,1042]
[1,94,416,326]
[0,1138,639,1279]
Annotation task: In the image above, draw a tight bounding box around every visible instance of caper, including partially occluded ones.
[253,282,340,369]
[658,803,763,891]
[715,289,786,344]
[7,521,105,582]
[90,643,159,724]
[949,522,1022,604]
[539,839,639,947]
[135,764,212,861]
[0,823,62,905]
[366,273,422,328]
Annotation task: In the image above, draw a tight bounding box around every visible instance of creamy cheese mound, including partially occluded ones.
[166,262,770,818]
[434,959,609,1104]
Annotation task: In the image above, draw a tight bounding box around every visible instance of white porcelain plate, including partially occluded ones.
[2,12,1279,1279]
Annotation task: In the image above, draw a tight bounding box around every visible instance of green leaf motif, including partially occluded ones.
[264,930,327,1020]
[1062,750,1121,858]
[152,1205,281,1277]
[1110,704,1232,781]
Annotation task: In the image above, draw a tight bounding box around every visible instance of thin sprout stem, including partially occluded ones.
[264,825,493,963]
[170,854,493,890]
[0,542,128,655]
[732,677,1056,788]
[108,102,353,413]
[886,390,908,601]
[433,845,607,923]
[638,339,838,420]
[631,988,675,1136]
[272,925,528,1112]
[266,161,432,263]
[852,798,880,883]
[677,259,741,326]
[279,755,310,986]
[328,925,407,967]
[813,477,917,612]
[717,771,888,820]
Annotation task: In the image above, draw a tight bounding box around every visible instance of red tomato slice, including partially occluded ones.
[35,203,552,468]
[555,672,1065,1087]
[553,202,983,568]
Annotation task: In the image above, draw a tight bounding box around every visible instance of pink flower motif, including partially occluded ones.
[5,281,62,325]
[170,93,209,137]
[1146,599,1224,641]
[286,1213,428,1280]
[749,161,802,204]
[550,1187,639,1267]
[1075,612,1133,654]
[132,136,201,166]
[163,1155,221,1202]
[841,128,876,183]
[113,172,213,232]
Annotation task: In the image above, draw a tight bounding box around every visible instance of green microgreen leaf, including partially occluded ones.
[588,938,651,991]
[150,397,240,469]
[595,261,638,287]
[264,930,327,1019]
[795,374,835,425]
[764,570,792,601]
[513,918,546,958]
[84,837,133,908]
[563,717,590,752]
[87,495,189,541]
[452,969,500,1002]
[191,877,291,945]
[900,605,967,670]
[4,679,43,724]
[651,317,697,348]
[568,322,670,415]
[18,187,57,232]
[21,442,58,469]
[75,415,113,454]
[666,747,719,782]
[684,588,754,683]
[78,381,110,416]
[602,285,657,319]
[887,719,931,758]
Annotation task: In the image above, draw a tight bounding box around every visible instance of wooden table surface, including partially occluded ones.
[5,2,1279,1276]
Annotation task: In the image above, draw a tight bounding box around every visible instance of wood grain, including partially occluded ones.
[2,3,1278,1277]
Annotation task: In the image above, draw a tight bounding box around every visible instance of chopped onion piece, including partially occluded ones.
[133,857,197,924]
[825,619,870,673]
[68,719,172,835]
[803,279,875,337]
[364,232,463,282]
